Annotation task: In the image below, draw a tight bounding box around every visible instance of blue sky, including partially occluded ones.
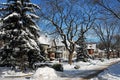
[1,0,118,43]
[0,0,100,42]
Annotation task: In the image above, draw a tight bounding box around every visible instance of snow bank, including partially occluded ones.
[97,62,120,80]
[31,67,60,80]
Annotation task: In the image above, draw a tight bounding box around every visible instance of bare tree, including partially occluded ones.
[93,0,120,20]
[93,19,118,59]
[111,34,120,57]
[39,0,96,64]
[89,0,120,59]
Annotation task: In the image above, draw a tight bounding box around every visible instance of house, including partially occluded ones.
[38,34,51,59]
[86,43,96,55]
[48,38,67,60]
[38,35,65,61]
[54,39,65,59]
[94,48,106,58]
[38,36,77,61]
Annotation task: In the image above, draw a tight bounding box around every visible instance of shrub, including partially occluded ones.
[52,63,63,72]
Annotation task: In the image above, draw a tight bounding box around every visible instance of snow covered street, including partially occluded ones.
[0,58,120,80]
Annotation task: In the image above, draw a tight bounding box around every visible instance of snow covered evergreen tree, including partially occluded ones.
[76,27,89,62]
[0,0,46,71]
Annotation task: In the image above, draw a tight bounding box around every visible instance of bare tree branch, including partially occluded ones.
[96,0,120,19]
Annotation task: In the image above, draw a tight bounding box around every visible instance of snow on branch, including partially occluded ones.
[30,25,39,31]
[24,14,39,26]
[23,7,33,12]
[16,1,22,5]
[0,31,5,35]
[25,3,41,9]
[3,12,20,21]
[29,13,39,19]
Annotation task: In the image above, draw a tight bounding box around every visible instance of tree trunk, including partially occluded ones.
[107,52,110,59]
[106,48,110,59]
[117,51,120,58]
[68,53,73,65]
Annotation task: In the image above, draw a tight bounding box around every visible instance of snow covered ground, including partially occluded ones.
[60,58,120,79]
[0,58,120,80]
[91,60,120,80]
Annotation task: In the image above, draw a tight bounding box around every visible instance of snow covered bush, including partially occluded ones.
[0,0,46,71]
[32,67,59,80]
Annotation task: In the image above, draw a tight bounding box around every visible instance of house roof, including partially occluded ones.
[38,35,51,45]
[86,43,96,49]
[54,39,65,47]
[97,48,105,53]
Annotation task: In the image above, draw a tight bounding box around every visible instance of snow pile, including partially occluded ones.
[97,62,120,80]
[31,67,60,80]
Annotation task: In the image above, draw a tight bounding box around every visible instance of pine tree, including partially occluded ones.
[76,27,89,62]
[0,0,46,71]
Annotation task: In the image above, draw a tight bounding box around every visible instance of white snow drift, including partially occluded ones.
[31,67,60,80]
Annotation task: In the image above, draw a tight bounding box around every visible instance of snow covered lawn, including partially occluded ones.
[0,58,120,80]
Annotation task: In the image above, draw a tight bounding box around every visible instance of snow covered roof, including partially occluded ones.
[54,39,65,47]
[38,34,81,48]
[38,35,51,45]
[38,34,65,47]
[76,44,80,48]
[97,48,105,53]
[86,43,96,49]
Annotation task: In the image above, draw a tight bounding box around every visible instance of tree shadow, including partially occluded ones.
[56,69,104,79]
[0,67,11,77]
